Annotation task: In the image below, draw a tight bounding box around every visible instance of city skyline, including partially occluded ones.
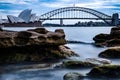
[0,0,120,24]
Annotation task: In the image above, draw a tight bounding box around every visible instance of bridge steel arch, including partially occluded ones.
[39,7,112,25]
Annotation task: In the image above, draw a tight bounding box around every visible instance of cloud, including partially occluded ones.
[41,2,71,8]
[39,0,120,10]
[0,0,26,4]
[0,0,16,3]
[0,9,21,19]
[0,0,38,4]
[59,0,73,3]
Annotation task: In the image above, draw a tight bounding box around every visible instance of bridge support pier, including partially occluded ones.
[112,13,119,26]
[60,19,63,26]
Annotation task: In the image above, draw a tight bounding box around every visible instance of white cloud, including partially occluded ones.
[60,0,73,2]
[0,0,16,3]
[0,9,22,19]
[41,2,71,8]
[0,0,27,4]
[94,0,120,3]
[0,0,38,4]
[40,0,120,10]
[75,2,103,8]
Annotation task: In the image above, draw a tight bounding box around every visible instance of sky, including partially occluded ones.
[0,0,120,24]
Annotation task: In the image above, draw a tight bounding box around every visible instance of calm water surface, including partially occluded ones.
[1,26,120,80]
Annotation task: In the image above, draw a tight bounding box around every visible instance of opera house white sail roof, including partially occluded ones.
[7,15,24,23]
[7,9,37,23]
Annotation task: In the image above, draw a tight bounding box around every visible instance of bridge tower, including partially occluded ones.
[60,19,63,26]
[112,13,119,26]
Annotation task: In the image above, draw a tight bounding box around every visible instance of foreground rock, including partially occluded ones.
[85,58,111,64]
[61,58,111,68]
[87,65,120,78]
[64,72,84,80]
[99,47,120,58]
[93,26,120,58]
[62,60,97,68]
[93,33,110,47]
[93,26,120,47]
[0,28,77,64]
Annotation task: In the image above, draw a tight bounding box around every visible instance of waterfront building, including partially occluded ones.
[7,9,37,23]
[2,9,41,27]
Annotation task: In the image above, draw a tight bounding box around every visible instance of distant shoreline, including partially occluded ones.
[43,26,113,27]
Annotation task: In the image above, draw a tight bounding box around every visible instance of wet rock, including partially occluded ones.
[0,31,16,48]
[99,47,120,58]
[109,27,120,39]
[14,31,32,45]
[87,65,120,78]
[0,28,77,64]
[16,31,32,38]
[55,29,65,34]
[28,28,48,34]
[0,45,78,64]
[93,33,110,43]
[106,39,120,47]
[110,27,120,33]
[59,45,79,57]
[61,58,111,69]
[85,58,111,65]
[47,31,66,45]
[64,72,84,80]
[93,27,120,47]
[62,60,99,69]
[93,33,110,47]
[0,28,67,48]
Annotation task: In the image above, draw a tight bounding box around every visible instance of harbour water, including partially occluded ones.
[1,26,120,80]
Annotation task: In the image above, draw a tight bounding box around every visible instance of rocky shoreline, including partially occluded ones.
[1,26,120,80]
[93,26,120,58]
[93,26,120,47]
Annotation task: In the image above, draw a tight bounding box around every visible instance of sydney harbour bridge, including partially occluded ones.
[39,7,120,26]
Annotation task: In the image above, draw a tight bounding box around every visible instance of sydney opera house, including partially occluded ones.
[2,9,41,27]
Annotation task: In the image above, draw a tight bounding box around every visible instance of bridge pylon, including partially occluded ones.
[112,13,119,26]
[60,19,63,26]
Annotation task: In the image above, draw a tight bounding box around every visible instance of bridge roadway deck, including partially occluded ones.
[39,18,112,20]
